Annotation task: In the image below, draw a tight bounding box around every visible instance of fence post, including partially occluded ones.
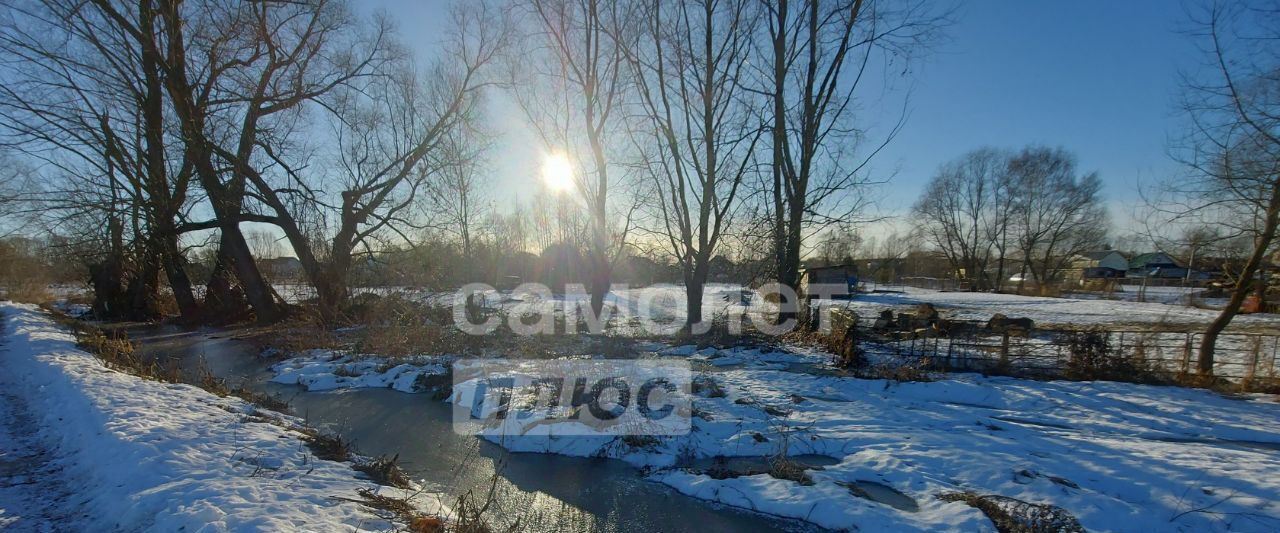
[946,338,954,370]
[1000,332,1011,368]
[1272,336,1279,378]
[1181,333,1192,376]
[1247,337,1262,383]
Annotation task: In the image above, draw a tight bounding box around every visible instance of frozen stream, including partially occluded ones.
[129,326,819,532]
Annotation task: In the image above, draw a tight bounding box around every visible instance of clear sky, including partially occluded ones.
[873,0,1198,221]
[359,0,1203,235]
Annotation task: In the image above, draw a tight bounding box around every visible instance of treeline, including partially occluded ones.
[0,0,949,325]
[911,146,1108,293]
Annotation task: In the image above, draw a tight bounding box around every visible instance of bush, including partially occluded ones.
[351,294,455,357]
[303,431,353,462]
[1060,329,1166,384]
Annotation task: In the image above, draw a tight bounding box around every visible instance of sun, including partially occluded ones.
[541,153,575,193]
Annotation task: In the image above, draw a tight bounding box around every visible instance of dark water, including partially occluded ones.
[130,326,822,533]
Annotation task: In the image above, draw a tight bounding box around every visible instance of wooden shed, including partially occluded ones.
[799,264,859,299]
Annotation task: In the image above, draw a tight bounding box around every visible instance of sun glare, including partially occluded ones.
[541,153,575,193]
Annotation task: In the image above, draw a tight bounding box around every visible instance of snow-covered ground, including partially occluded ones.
[0,302,444,531]
[838,287,1276,330]
[267,341,1280,532]
[1067,284,1213,306]
[269,349,452,392]
[276,282,1276,333]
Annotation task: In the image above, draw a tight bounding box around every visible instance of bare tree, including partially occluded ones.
[912,148,1007,290]
[622,0,762,326]
[761,0,949,317]
[142,0,390,321]
[237,3,508,322]
[1007,147,1108,293]
[510,0,637,316]
[0,0,203,318]
[428,126,491,263]
[814,224,864,266]
[1157,1,1280,375]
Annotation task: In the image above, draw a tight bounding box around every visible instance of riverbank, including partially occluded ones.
[0,302,443,531]
[265,332,1280,531]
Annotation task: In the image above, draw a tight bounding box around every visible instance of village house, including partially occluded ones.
[1127,252,1188,279]
[1065,250,1129,281]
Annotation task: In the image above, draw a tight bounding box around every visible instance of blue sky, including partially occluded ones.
[873,0,1198,217]
[361,0,1202,233]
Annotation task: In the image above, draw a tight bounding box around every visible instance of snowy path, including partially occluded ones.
[0,351,74,531]
[0,302,442,531]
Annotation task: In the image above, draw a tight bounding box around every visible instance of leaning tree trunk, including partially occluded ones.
[219,224,281,322]
[1198,187,1280,375]
[159,243,199,318]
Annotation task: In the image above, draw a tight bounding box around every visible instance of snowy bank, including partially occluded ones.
[270,349,452,393]
[267,334,1280,531]
[0,302,442,531]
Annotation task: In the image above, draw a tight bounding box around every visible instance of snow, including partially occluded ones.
[0,302,444,531]
[277,282,1276,334]
[255,282,1280,531]
[836,287,1276,330]
[1070,284,1209,306]
[267,341,1280,531]
[270,349,452,393]
[479,366,1280,532]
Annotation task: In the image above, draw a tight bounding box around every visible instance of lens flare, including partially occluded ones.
[541,153,575,193]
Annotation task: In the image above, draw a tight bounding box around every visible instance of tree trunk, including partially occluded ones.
[160,248,198,318]
[1198,186,1280,375]
[126,251,163,320]
[686,280,704,327]
[588,250,610,318]
[685,260,708,328]
[995,250,1006,293]
[314,249,351,325]
[221,224,281,322]
[138,0,197,320]
[155,0,282,324]
[202,237,250,321]
[770,0,792,322]
[199,229,278,323]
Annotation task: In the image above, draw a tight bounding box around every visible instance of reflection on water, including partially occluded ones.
[130,326,820,533]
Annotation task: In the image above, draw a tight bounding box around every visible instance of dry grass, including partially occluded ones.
[348,488,445,533]
[2,281,53,304]
[349,295,461,357]
[353,454,413,489]
[301,430,353,462]
[258,317,342,354]
[860,358,936,382]
[229,387,291,412]
[449,473,519,533]
[767,454,814,486]
[937,491,1085,533]
[76,326,183,382]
